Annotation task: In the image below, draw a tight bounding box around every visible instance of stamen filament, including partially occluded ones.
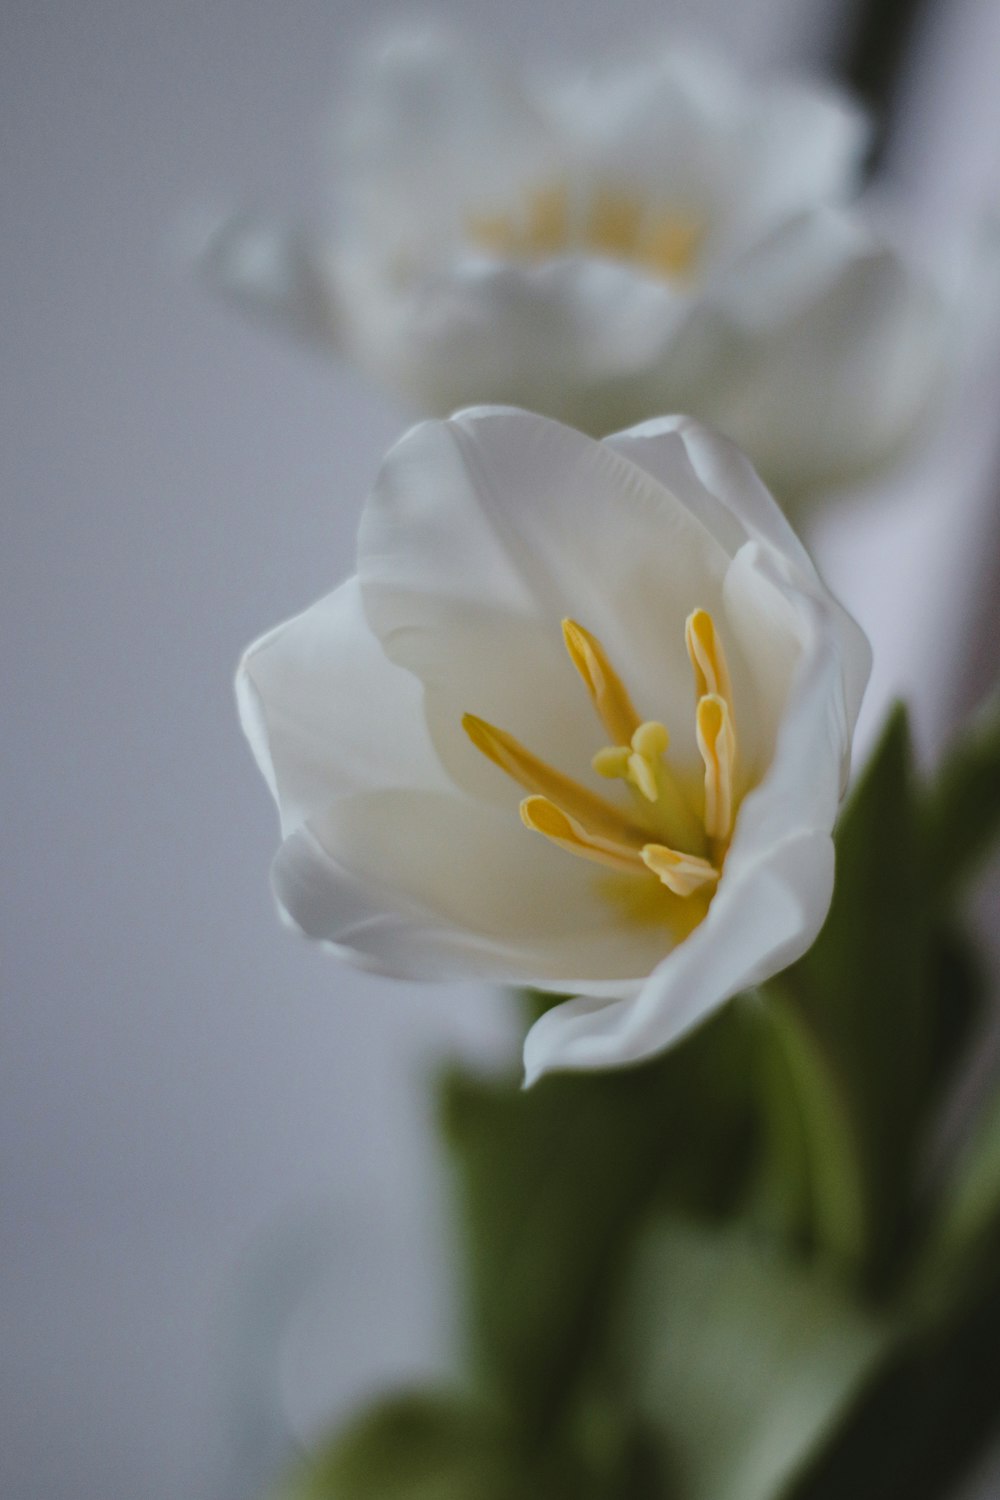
[462,713,645,848]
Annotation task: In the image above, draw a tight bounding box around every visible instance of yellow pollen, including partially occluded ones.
[463,609,743,922]
[465,179,705,284]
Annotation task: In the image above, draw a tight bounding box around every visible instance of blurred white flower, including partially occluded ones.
[237,408,870,1080]
[194,28,961,504]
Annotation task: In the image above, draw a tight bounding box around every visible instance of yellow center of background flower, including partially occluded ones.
[463,609,740,929]
[466,182,705,281]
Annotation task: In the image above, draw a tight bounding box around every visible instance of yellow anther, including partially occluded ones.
[464,211,518,257]
[520,796,646,875]
[592,745,631,779]
[641,844,720,897]
[462,713,644,847]
[638,211,705,281]
[631,721,669,759]
[562,618,641,746]
[686,609,734,714]
[465,606,742,913]
[466,179,704,285]
[696,693,736,842]
[523,184,571,256]
[587,187,645,259]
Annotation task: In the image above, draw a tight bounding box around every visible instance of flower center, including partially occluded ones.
[463,609,739,904]
[465,182,705,282]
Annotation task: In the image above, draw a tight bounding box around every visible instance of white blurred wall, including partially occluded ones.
[3,2,997,1498]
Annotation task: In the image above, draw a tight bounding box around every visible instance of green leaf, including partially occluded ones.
[787,1266,1000,1500]
[923,684,1000,901]
[782,704,930,1280]
[617,1216,891,1500]
[749,991,868,1267]
[438,1004,756,1433]
[269,1389,670,1500]
[268,1393,526,1500]
[914,1062,1000,1302]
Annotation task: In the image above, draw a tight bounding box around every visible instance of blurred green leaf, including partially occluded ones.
[749,991,868,1267]
[439,1003,756,1432]
[617,1217,891,1500]
[923,685,1000,902]
[787,1266,1000,1500]
[269,1393,525,1500]
[921,922,988,1112]
[269,1389,670,1500]
[914,1061,1000,1302]
[782,704,930,1280]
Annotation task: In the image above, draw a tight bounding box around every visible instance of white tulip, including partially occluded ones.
[193,28,965,504]
[238,408,870,1080]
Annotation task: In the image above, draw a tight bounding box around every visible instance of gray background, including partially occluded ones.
[4,2,1000,1498]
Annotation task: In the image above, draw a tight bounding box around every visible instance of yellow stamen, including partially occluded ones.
[464,611,745,912]
[464,212,518,257]
[562,618,641,746]
[523,184,571,256]
[641,843,721,897]
[462,713,643,847]
[629,723,670,805]
[686,608,734,713]
[697,694,736,841]
[631,721,669,759]
[520,796,646,874]
[628,750,659,802]
[592,745,631,779]
[587,186,645,259]
[466,179,705,285]
[638,211,705,281]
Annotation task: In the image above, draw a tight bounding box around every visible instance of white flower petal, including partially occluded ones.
[359,407,733,769]
[337,27,555,262]
[189,207,341,351]
[240,409,869,1080]
[546,50,867,260]
[604,414,815,573]
[341,255,686,431]
[237,578,447,837]
[523,828,834,1081]
[668,211,949,498]
[607,414,871,735]
[722,80,870,246]
[273,790,675,985]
